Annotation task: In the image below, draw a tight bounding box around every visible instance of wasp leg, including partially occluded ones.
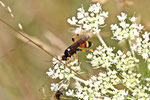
[73,53,80,64]
[77,48,94,52]
[72,38,76,43]
[73,34,79,38]
[72,34,79,43]
[66,57,71,63]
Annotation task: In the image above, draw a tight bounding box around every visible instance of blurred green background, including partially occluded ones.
[0,0,150,100]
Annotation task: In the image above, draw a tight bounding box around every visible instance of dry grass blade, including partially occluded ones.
[44,31,67,51]
[17,34,61,56]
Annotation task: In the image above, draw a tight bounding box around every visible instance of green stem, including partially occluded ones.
[73,76,87,84]
[96,32,107,48]
[128,40,135,57]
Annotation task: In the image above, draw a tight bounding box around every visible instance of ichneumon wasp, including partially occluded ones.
[62,34,94,63]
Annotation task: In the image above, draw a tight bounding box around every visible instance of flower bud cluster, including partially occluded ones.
[111,13,144,41]
[67,3,108,34]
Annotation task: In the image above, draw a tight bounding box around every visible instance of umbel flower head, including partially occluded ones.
[46,3,150,99]
[66,70,122,100]
[47,46,150,99]
[64,46,150,99]
[67,3,108,34]
[111,12,144,41]
[87,46,139,72]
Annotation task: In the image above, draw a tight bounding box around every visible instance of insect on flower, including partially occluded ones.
[52,90,63,100]
[62,34,94,63]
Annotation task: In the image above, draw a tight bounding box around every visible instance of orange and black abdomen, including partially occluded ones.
[77,36,92,48]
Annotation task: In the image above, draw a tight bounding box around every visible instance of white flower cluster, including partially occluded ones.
[87,46,139,72]
[50,83,59,92]
[66,69,148,99]
[50,82,69,92]
[46,57,81,80]
[67,3,108,34]
[111,13,144,41]
[132,32,150,60]
[87,46,115,69]
[115,50,139,72]
[66,70,121,99]
[124,76,150,99]
[86,45,150,99]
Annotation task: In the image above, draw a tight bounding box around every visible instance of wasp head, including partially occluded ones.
[62,55,67,60]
